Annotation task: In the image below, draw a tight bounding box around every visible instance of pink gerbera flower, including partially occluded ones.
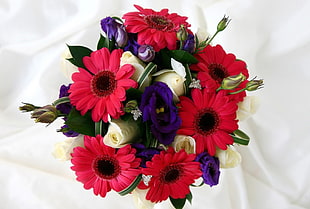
[192,45,249,101]
[69,48,137,122]
[122,5,191,51]
[177,88,239,156]
[142,148,201,203]
[71,135,141,197]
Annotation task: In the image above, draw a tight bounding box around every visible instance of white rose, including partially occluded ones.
[171,135,196,154]
[52,135,84,161]
[237,96,260,121]
[60,49,79,82]
[103,119,140,148]
[215,146,242,168]
[153,59,186,102]
[120,51,150,90]
[132,189,155,209]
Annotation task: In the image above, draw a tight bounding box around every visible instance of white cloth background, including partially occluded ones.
[1,0,309,208]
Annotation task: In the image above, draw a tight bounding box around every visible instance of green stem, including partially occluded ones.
[205,30,220,46]
[228,87,247,95]
[184,64,192,96]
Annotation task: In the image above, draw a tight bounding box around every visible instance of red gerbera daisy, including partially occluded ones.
[177,88,239,156]
[122,5,191,51]
[71,135,141,198]
[142,148,201,203]
[192,45,249,101]
[68,47,137,122]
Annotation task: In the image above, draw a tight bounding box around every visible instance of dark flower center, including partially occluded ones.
[195,108,219,135]
[91,71,116,97]
[144,15,174,31]
[160,165,183,183]
[93,155,120,179]
[208,63,229,84]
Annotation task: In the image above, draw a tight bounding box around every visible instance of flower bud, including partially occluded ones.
[31,105,58,124]
[103,119,140,148]
[246,79,264,91]
[100,17,119,40]
[183,34,195,53]
[217,15,231,32]
[171,135,196,154]
[138,45,155,62]
[19,103,38,112]
[215,146,242,168]
[115,25,128,47]
[221,73,246,90]
[124,100,139,113]
[176,25,188,41]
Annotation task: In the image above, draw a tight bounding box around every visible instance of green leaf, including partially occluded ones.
[125,88,143,102]
[65,108,95,136]
[167,50,198,64]
[231,135,250,145]
[184,64,192,96]
[169,196,187,209]
[137,62,157,88]
[52,97,70,106]
[67,45,93,68]
[94,120,109,136]
[67,57,79,67]
[186,192,193,204]
[234,129,250,140]
[97,34,106,50]
[112,16,124,23]
[118,174,142,196]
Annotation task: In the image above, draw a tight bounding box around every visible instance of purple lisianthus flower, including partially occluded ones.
[56,84,72,115]
[196,152,220,187]
[138,45,155,62]
[100,17,128,47]
[100,17,119,40]
[183,34,195,53]
[139,82,181,145]
[132,144,160,168]
[124,33,140,55]
[60,124,79,137]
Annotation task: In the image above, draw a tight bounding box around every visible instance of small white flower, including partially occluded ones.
[215,146,242,168]
[103,118,139,148]
[189,78,201,89]
[131,108,142,121]
[142,174,152,186]
[52,135,84,161]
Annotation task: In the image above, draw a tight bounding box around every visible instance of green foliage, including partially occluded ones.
[67,45,93,68]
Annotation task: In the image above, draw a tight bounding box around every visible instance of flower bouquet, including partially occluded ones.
[20,5,263,209]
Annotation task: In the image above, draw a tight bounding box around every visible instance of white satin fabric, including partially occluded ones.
[1,0,309,208]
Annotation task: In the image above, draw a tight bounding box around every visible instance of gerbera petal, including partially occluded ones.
[83,56,99,74]
[109,49,122,73]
